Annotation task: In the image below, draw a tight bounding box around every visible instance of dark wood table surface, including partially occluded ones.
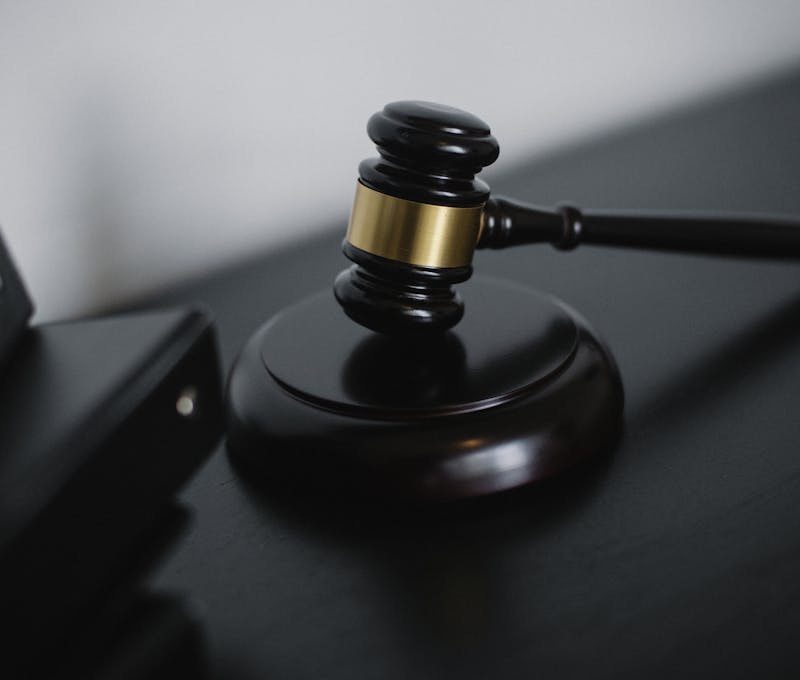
[149,69,800,679]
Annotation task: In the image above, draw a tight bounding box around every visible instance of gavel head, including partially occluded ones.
[333,101,500,334]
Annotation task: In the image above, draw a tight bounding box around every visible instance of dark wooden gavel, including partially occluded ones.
[334,101,800,334]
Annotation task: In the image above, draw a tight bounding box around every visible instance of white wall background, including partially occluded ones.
[2,1,800,321]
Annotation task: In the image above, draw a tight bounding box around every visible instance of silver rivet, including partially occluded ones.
[176,386,198,417]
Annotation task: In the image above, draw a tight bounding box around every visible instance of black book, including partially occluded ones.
[0,230,33,369]
[0,307,223,676]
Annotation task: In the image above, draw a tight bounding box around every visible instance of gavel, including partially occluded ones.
[334,101,800,334]
[226,100,800,501]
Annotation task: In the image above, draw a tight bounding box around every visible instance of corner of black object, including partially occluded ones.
[0,229,34,370]
[0,307,224,678]
[226,276,624,502]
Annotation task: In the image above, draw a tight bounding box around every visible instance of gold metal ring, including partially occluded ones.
[345,182,484,269]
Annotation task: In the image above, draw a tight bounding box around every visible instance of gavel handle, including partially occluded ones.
[479,195,800,259]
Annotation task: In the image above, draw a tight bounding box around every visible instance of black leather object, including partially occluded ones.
[0,230,33,369]
[0,309,223,676]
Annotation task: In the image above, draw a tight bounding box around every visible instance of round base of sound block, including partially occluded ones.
[226,276,624,501]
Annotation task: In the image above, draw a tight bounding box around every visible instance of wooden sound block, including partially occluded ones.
[226,276,624,501]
